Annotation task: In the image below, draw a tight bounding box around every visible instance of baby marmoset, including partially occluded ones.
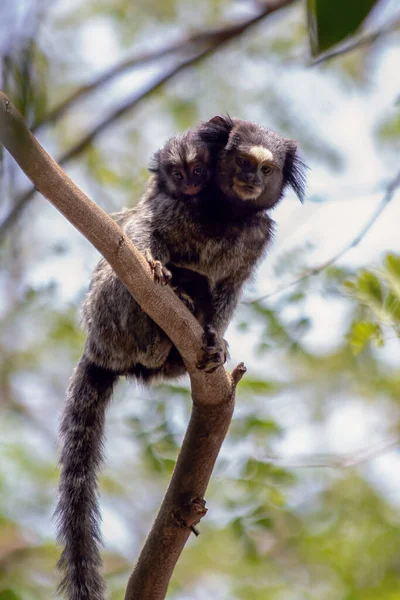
[55,118,307,600]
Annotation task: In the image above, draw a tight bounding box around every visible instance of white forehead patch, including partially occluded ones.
[248,145,273,163]
[185,146,198,163]
[167,146,182,165]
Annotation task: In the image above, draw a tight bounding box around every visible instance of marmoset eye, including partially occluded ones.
[172,170,184,181]
[236,156,250,169]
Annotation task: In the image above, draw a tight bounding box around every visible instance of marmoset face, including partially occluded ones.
[199,116,307,210]
[220,143,282,204]
[150,131,212,199]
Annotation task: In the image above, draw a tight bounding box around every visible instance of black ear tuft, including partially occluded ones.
[209,115,234,129]
[148,149,161,173]
[283,141,308,203]
[198,114,235,149]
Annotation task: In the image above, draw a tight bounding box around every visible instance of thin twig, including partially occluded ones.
[310,17,400,67]
[267,435,400,469]
[245,168,400,304]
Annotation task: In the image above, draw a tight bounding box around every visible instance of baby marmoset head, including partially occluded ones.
[198,115,307,211]
[149,129,212,199]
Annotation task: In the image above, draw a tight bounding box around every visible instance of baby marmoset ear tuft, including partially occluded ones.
[148,149,161,174]
[283,140,308,203]
[198,114,235,149]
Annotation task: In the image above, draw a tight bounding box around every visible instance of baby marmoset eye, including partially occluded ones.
[192,166,204,176]
[172,170,184,181]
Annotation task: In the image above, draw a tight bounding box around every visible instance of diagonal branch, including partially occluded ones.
[246,168,400,304]
[267,435,399,469]
[310,17,400,67]
[0,0,295,241]
[0,91,246,600]
[32,0,296,132]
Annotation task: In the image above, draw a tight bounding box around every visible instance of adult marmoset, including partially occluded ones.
[55,118,307,600]
[181,114,307,361]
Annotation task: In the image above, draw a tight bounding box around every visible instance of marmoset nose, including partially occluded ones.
[241,172,255,184]
[184,184,201,195]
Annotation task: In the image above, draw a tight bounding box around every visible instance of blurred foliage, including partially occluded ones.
[1,0,400,599]
[308,0,381,56]
[346,253,400,353]
[376,108,400,149]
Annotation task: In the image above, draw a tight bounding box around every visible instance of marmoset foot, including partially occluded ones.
[144,251,172,285]
[196,325,228,373]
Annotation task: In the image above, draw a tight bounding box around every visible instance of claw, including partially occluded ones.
[196,325,228,373]
[145,253,172,285]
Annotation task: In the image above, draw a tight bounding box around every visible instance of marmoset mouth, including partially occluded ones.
[184,184,202,195]
[233,180,261,199]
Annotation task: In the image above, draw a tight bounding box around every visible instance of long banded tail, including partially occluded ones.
[55,355,118,600]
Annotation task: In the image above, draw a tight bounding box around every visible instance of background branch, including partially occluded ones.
[267,435,399,469]
[0,91,245,600]
[246,168,400,304]
[310,18,400,67]
[32,0,296,132]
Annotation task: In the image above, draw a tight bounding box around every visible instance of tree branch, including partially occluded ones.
[0,91,246,600]
[246,168,400,304]
[310,18,400,67]
[267,435,399,469]
[0,0,295,241]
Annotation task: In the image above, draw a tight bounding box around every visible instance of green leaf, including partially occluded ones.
[158,383,191,398]
[242,417,282,436]
[385,293,400,324]
[0,591,22,600]
[347,320,383,354]
[244,459,295,485]
[253,516,273,530]
[376,111,400,147]
[347,270,385,315]
[237,320,250,331]
[308,0,380,56]
[358,271,383,303]
[286,291,306,304]
[238,378,279,395]
[231,517,245,538]
[384,254,400,298]
[267,486,286,507]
